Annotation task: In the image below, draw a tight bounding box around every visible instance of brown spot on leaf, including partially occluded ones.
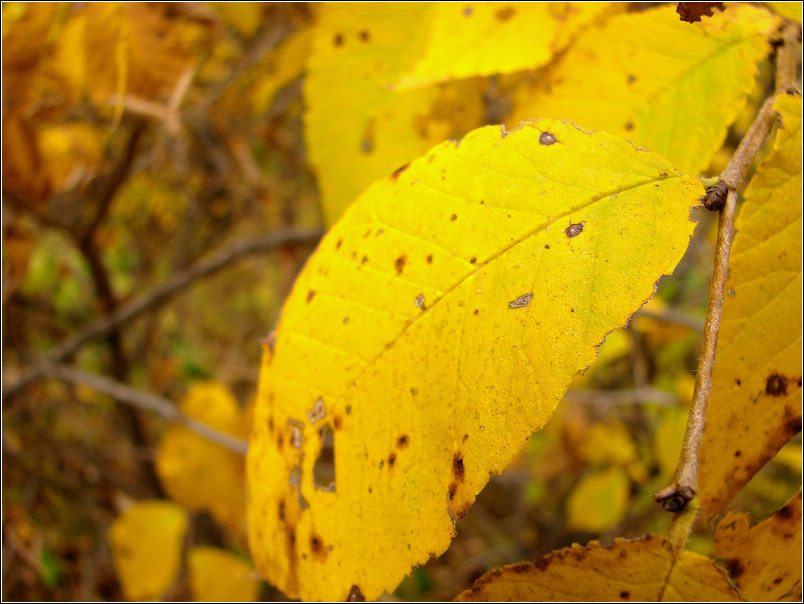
[462,6,473,17]
[453,452,465,481]
[735,378,742,386]
[310,533,326,562]
[278,500,285,521]
[565,222,584,238]
[627,75,637,84]
[539,131,557,145]
[333,33,344,47]
[448,482,457,500]
[676,2,724,23]
[455,502,470,519]
[268,415,274,431]
[510,563,530,574]
[391,163,409,180]
[470,257,477,264]
[450,213,458,221]
[388,452,396,468]
[620,591,630,599]
[347,585,365,602]
[358,29,371,42]
[395,254,407,275]
[426,254,433,264]
[766,372,788,396]
[777,501,795,520]
[495,6,515,21]
[334,416,342,430]
[306,290,316,303]
[726,558,745,579]
[336,238,343,250]
[625,122,634,131]
[734,450,742,457]
[277,433,284,450]
[462,434,469,442]
[410,387,418,397]
[397,435,409,448]
[473,309,479,315]
[532,556,550,571]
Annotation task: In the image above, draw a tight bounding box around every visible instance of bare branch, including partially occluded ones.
[3,227,322,400]
[43,364,249,455]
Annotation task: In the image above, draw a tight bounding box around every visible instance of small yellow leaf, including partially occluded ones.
[508,4,781,174]
[714,491,802,602]
[698,94,803,521]
[109,500,188,601]
[654,408,689,482]
[578,421,637,468]
[156,382,247,541]
[455,535,741,602]
[248,120,700,600]
[188,546,259,602]
[566,467,630,533]
[767,2,803,23]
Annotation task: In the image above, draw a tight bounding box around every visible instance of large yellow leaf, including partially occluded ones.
[247,119,700,600]
[455,535,741,601]
[188,546,260,602]
[109,500,188,601]
[304,3,485,225]
[507,4,781,174]
[155,382,248,542]
[714,491,803,602]
[698,94,803,520]
[392,3,618,90]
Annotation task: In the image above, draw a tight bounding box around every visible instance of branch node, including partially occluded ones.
[701,181,730,211]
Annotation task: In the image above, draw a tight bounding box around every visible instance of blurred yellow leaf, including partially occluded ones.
[714,491,802,602]
[579,421,637,468]
[698,94,803,521]
[248,120,700,600]
[188,546,259,602]
[654,408,689,482]
[392,3,618,90]
[156,382,247,542]
[209,2,262,39]
[109,500,188,601]
[250,27,313,115]
[38,122,104,193]
[304,3,485,224]
[508,4,781,174]
[566,467,630,533]
[455,535,741,601]
[767,2,803,23]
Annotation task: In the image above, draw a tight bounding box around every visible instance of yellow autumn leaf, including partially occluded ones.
[304,3,485,225]
[654,408,689,482]
[714,491,802,602]
[566,467,630,533]
[455,535,741,602]
[392,3,618,90]
[508,4,781,174]
[155,382,248,542]
[698,93,803,521]
[109,500,188,601]
[188,546,259,602]
[578,421,637,468]
[767,2,803,23]
[251,26,313,115]
[247,119,701,601]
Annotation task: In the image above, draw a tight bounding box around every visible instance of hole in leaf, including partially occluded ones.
[313,424,336,492]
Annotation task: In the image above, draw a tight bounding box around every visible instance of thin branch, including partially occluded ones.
[564,387,678,407]
[43,364,249,455]
[654,22,801,512]
[2,227,322,400]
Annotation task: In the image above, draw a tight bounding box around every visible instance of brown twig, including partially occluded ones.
[42,364,249,454]
[654,21,801,512]
[2,227,322,400]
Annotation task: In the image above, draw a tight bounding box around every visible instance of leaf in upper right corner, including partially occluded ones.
[507,3,782,175]
[713,490,802,602]
[697,93,803,522]
[455,535,741,602]
[767,2,803,24]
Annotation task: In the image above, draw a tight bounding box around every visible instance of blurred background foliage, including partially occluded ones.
[2,2,799,601]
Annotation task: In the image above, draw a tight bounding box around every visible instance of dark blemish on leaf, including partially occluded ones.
[345,405,352,415]
[333,33,344,47]
[734,450,742,457]
[343,317,349,325]
[388,452,396,468]
[784,408,802,435]
[334,415,342,430]
[415,294,426,310]
[453,452,465,481]
[448,482,457,500]
[508,293,533,309]
[462,6,473,17]
[358,29,371,42]
[456,502,470,519]
[268,415,274,431]
[625,122,634,131]
[410,387,419,397]
[336,238,343,250]
[395,254,407,275]
[361,138,373,153]
[495,6,515,21]
[379,459,384,469]
[735,378,742,386]
[277,433,284,450]
[470,257,477,264]
[391,163,409,180]
[473,309,479,315]
[777,502,795,520]
[620,591,630,599]
[397,435,409,448]
[310,533,326,562]
[544,244,550,249]
[347,584,365,602]
[676,2,725,23]
[462,434,469,442]
[539,131,557,145]
[565,221,584,238]
[450,213,458,221]
[313,424,336,491]
[278,500,285,521]
[287,527,296,548]
[627,75,637,84]
[570,308,575,313]
[307,397,326,423]
[773,576,784,584]
[426,254,433,264]
[726,558,745,579]
[510,563,530,574]
[765,372,788,396]
[532,556,550,571]
[306,290,316,303]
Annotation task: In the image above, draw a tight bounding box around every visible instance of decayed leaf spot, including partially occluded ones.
[347,584,365,602]
[508,293,533,309]
[765,372,788,396]
[451,213,458,221]
[397,435,409,448]
[358,30,371,43]
[391,163,409,180]
[289,419,304,449]
[306,290,316,304]
[565,221,584,238]
[313,425,336,492]
[676,2,725,23]
[539,131,557,145]
[394,254,407,275]
[310,533,327,562]
[247,120,700,601]
[414,294,426,310]
[307,398,326,423]
[495,7,516,22]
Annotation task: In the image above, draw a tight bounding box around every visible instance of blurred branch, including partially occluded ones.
[564,387,678,407]
[3,227,322,400]
[41,364,249,455]
[655,22,801,513]
[634,308,704,332]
